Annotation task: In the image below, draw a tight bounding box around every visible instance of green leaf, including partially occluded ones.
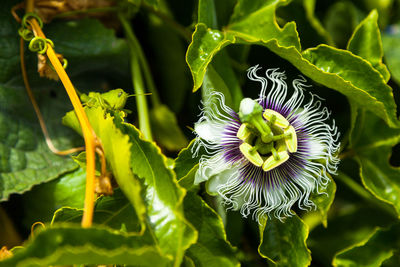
[333,223,400,267]
[184,191,239,266]
[174,140,202,191]
[301,45,398,128]
[20,167,86,228]
[202,64,233,108]
[63,106,147,232]
[347,10,390,81]
[209,52,243,109]
[186,1,400,127]
[64,101,197,264]
[382,24,400,86]
[0,3,79,199]
[174,139,200,181]
[310,175,336,227]
[46,18,129,78]
[118,122,198,265]
[357,146,400,217]
[258,215,311,266]
[308,205,396,264]
[228,0,301,49]
[52,188,144,233]
[0,224,170,267]
[350,111,400,217]
[186,23,235,92]
[150,105,188,152]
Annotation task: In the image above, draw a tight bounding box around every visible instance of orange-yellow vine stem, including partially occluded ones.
[20,38,85,156]
[25,0,97,228]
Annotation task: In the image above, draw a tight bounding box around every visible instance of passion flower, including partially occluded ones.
[193,65,340,221]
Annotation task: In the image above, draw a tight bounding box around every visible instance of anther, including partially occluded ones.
[262,151,289,171]
[239,143,263,167]
[236,123,253,142]
[263,109,290,128]
[284,125,297,152]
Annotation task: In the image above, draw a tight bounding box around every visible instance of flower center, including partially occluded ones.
[237,98,297,171]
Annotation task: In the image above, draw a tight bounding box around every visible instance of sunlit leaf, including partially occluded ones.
[117,121,198,265]
[63,106,147,232]
[258,215,311,266]
[0,224,170,267]
[347,10,390,81]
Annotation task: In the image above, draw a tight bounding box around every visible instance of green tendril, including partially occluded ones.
[62,58,68,69]
[28,37,54,54]
[22,12,43,29]
[18,27,34,41]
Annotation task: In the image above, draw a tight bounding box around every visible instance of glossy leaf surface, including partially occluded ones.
[258,215,311,266]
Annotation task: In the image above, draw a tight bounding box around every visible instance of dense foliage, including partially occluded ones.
[1,0,400,266]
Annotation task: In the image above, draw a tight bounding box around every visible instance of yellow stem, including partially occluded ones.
[20,38,85,156]
[24,0,97,228]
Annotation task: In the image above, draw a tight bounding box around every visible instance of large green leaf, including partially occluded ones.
[358,146,400,217]
[308,205,396,264]
[0,224,170,267]
[64,99,197,264]
[186,0,400,127]
[0,2,80,201]
[347,10,390,81]
[333,223,400,267]
[118,121,197,266]
[184,191,239,266]
[349,111,400,217]
[46,18,129,78]
[20,167,86,228]
[258,215,311,266]
[63,106,147,232]
[52,188,142,233]
[301,45,397,127]
[174,139,202,181]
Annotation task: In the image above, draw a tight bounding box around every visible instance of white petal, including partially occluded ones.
[195,153,231,184]
[206,166,239,195]
[194,120,224,143]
